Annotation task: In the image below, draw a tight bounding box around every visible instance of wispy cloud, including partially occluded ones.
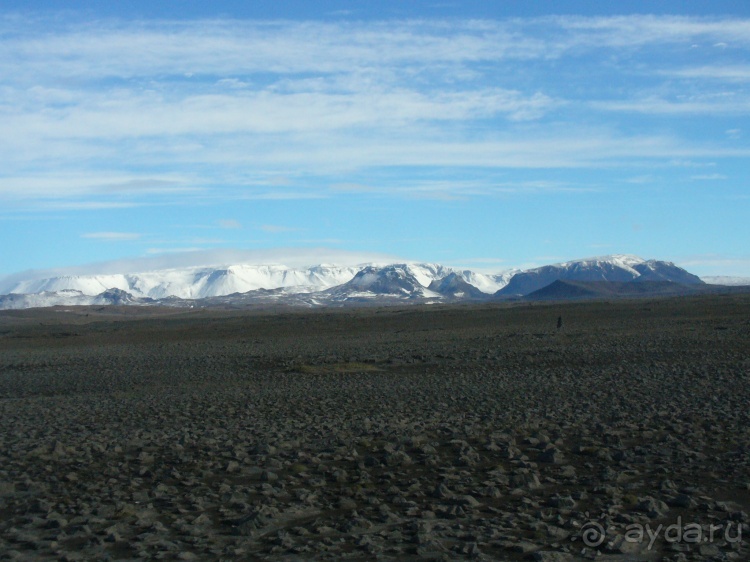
[0,88,561,140]
[677,254,750,276]
[0,173,196,199]
[591,95,750,115]
[81,231,141,240]
[340,178,599,200]
[217,219,242,229]
[3,16,748,81]
[690,173,727,181]
[145,247,204,255]
[330,182,374,193]
[1,14,749,209]
[547,15,750,49]
[0,248,405,286]
[40,201,142,211]
[665,65,750,82]
[0,19,544,81]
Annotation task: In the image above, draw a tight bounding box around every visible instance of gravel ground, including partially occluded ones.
[0,296,749,561]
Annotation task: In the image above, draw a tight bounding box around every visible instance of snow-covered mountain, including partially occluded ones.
[496,254,703,297]
[454,269,517,294]
[326,264,442,302]
[428,272,488,299]
[0,262,509,301]
[0,254,723,310]
[3,264,363,300]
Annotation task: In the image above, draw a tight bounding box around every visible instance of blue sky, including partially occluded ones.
[1,1,749,279]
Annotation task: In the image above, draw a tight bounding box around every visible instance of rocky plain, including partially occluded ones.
[0,294,749,561]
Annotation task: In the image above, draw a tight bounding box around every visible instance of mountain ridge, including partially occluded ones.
[496,254,703,297]
[524,279,706,300]
[0,255,721,310]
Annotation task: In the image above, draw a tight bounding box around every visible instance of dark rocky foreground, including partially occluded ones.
[0,296,749,561]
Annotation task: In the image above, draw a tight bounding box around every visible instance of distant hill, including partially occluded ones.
[524,280,702,300]
[524,279,750,301]
[496,255,703,297]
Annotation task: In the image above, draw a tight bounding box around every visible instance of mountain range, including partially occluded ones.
[0,254,743,310]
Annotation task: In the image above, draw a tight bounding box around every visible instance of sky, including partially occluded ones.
[1,0,749,281]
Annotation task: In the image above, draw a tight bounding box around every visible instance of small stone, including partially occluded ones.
[455,494,481,508]
[549,495,576,509]
[509,471,542,489]
[433,483,451,498]
[636,496,669,518]
[538,446,564,464]
[261,470,278,482]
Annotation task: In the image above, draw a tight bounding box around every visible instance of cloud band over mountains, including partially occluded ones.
[1,14,749,208]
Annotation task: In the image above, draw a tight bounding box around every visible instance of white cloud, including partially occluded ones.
[666,66,750,82]
[40,201,142,211]
[145,247,204,255]
[0,126,747,207]
[3,15,746,83]
[346,178,597,200]
[690,174,726,181]
[0,19,541,82]
[330,182,374,193]
[81,231,141,240]
[446,257,509,272]
[236,191,328,201]
[0,173,196,198]
[676,254,750,277]
[217,219,242,229]
[0,247,405,286]
[548,15,750,49]
[591,95,750,115]
[726,129,741,139]
[0,87,559,144]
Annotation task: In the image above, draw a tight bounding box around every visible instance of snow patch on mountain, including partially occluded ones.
[455,269,515,293]
[555,254,646,272]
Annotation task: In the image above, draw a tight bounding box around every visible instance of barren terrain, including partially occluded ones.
[1,295,749,561]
